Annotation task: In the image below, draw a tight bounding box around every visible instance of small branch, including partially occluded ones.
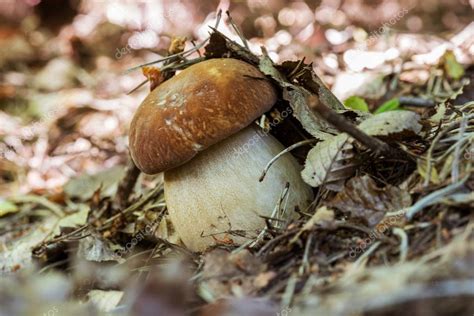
[125,39,209,74]
[127,79,149,95]
[226,10,250,50]
[105,184,164,230]
[393,227,409,262]
[114,156,141,209]
[353,241,381,267]
[259,139,316,182]
[306,95,402,158]
[405,176,467,220]
[399,96,435,107]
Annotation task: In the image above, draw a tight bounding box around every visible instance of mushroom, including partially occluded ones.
[129,58,313,251]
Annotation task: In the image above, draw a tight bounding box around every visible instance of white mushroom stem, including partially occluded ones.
[164,125,313,252]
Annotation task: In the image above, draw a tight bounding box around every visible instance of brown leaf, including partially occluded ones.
[168,36,186,55]
[142,66,165,91]
[259,56,336,140]
[330,175,412,227]
[290,206,335,244]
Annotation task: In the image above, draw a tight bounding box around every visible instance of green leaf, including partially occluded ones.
[375,98,400,113]
[442,50,464,80]
[64,166,125,200]
[53,205,89,235]
[0,199,18,217]
[344,96,369,112]
[358,110,421,136]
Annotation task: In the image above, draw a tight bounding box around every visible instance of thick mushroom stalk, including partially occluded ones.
[164,125,312,251]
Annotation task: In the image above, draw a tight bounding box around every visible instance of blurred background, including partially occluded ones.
[0,0,473,197]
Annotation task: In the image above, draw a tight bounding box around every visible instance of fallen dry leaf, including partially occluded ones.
[330,175,412,227]
[291,206,335,243]
[358,110,422,139]
[302,110,422,189]
[301,133,356,190]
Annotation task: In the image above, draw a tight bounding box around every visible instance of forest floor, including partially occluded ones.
[0,1,473,315]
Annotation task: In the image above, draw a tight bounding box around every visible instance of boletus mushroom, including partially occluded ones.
[129,58,312,251]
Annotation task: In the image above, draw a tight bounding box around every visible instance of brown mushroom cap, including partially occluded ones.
[129,58,277,174]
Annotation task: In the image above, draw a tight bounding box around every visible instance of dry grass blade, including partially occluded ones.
[260,139,316,182]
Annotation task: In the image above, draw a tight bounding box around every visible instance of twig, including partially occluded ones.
[226,10,249,50]
[392,227,408,262]
[38,259,69,274]
[353,241,381,268]
[287,58,306,80]
[250,183,290,248]
[191,40,202,57]
[127,79,148,95]
[451,115,468,183]
[405,176,468,220]
[160,56,206,72]
[33,225,90,257]
[101,184,163,230]
[335,221,397,245]
[257,229,298,257]
[281,273,297,310]
[114,156,141,209]
[125,39,209,74]
[424,113,474,186]
[207,27,260,64]
[306,95,404,158]
[299,232,313,275]
[155,237,196,257]
[125,10,222,74]
[259,139,317,182]
[214,9,223,29]
[399,96,435,107]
